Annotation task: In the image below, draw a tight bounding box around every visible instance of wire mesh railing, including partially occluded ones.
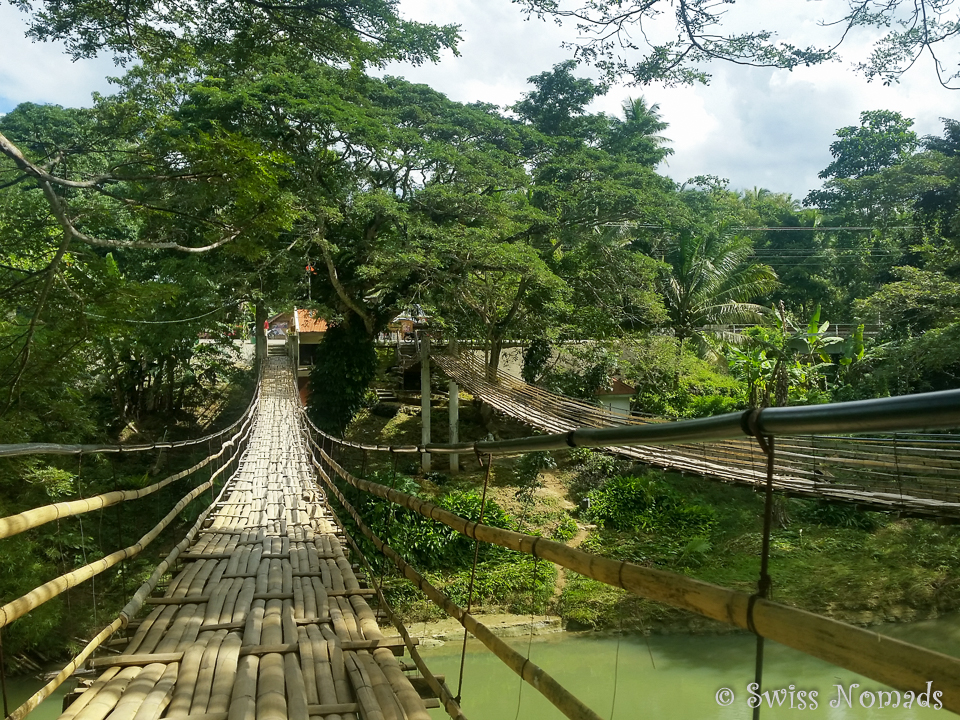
[437,353,960,518]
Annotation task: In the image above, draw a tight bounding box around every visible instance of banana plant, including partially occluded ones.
[729,304,859,406]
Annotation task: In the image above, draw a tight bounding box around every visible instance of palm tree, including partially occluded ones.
[661,233,778,358]
[605,96,674,167]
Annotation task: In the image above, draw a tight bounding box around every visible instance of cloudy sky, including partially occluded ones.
[2,0,959,199]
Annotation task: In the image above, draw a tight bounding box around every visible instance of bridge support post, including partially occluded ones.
[448,381,459,473]
[421,333,431,472]
[448,340,459,474]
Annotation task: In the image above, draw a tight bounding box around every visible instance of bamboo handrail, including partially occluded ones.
[0,376,262,459]
[308,449,601,720]
[4,455,240,720]
[0,420,251,628]
[311,442,960,714]
[323,499,468,720]
[0,406,257,540]
[297,384,960,455]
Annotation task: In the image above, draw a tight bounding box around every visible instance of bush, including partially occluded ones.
[585,474,717,542]
[377,488,513,571]
[513,451,556,486]
[795,500,879,531]
[551,513,579,541]
[439,554,555,613]
[307,322,379,434]
[622,335,746,418]
[567,449,629,502]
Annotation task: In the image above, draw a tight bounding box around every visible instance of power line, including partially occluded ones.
[610,222,919,232]
[83,302,240,325]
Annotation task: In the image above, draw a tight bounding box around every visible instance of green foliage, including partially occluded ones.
[567,449,630,502]
[339,476,513,573]
[656,231,778,357]
[551,513,579,541]
[521,338,552,384]
[795,500,879,531]
[727,305,851,407]
[819,110,919,181]
[539,344,618,401]
[513,452,556,488]
[307,322,379,435]
[585,474,717,542]
[437,554,556,613]
[622,335,746,418]
[16,0,460,70]
[867,324,960,395]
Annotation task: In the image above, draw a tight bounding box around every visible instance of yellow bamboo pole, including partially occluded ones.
[3,453,239,720]
[312,457,603,720]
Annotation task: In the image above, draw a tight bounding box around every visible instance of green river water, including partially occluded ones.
[7,614,960,720]
[417,613,960,720]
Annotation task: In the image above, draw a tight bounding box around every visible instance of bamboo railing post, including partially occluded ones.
[421,333,431,472]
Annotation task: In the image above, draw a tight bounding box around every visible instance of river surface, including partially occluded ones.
[418,613,960,719]
[7,614,960,719]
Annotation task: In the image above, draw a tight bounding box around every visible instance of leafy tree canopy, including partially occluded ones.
[10,0,459,68]
[513,0,960,88]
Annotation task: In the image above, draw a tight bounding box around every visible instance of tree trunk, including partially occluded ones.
[165,355,176,411]
[485,337,504,383]
[255,301,267,364]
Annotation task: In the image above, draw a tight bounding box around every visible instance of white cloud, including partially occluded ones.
[0,5,116,113]
[389,0,960,199]
[1,0,958,200]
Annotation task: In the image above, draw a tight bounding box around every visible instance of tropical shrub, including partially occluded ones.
[585,474,717,541]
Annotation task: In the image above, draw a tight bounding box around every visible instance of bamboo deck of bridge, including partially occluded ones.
[62,357,431,720]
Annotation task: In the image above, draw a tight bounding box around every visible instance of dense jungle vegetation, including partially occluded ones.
[3,0,960,663]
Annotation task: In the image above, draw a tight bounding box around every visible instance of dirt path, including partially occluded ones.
[550,523,593,603]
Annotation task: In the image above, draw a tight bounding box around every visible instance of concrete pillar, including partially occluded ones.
[420,333,431,472]
[448,338,459,473]
[448,379,459,473]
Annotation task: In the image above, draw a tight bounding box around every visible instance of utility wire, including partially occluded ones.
[83,301,240,325]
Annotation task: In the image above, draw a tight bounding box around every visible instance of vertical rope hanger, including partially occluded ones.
[893,434,906,513]
[513,553,540,720]
[455,453,493,704]
[208,439,215,505]
[747,412,776,720]
[0,625,9,719]
[376,453,400,591]
[75,451,96,628]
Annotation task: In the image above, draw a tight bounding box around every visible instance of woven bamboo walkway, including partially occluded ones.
[60,357,432,720]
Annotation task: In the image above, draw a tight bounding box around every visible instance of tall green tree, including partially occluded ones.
[602,96,674,168]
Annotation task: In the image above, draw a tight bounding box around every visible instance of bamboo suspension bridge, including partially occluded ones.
[3,351,960,720]
[435,353,960,519]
